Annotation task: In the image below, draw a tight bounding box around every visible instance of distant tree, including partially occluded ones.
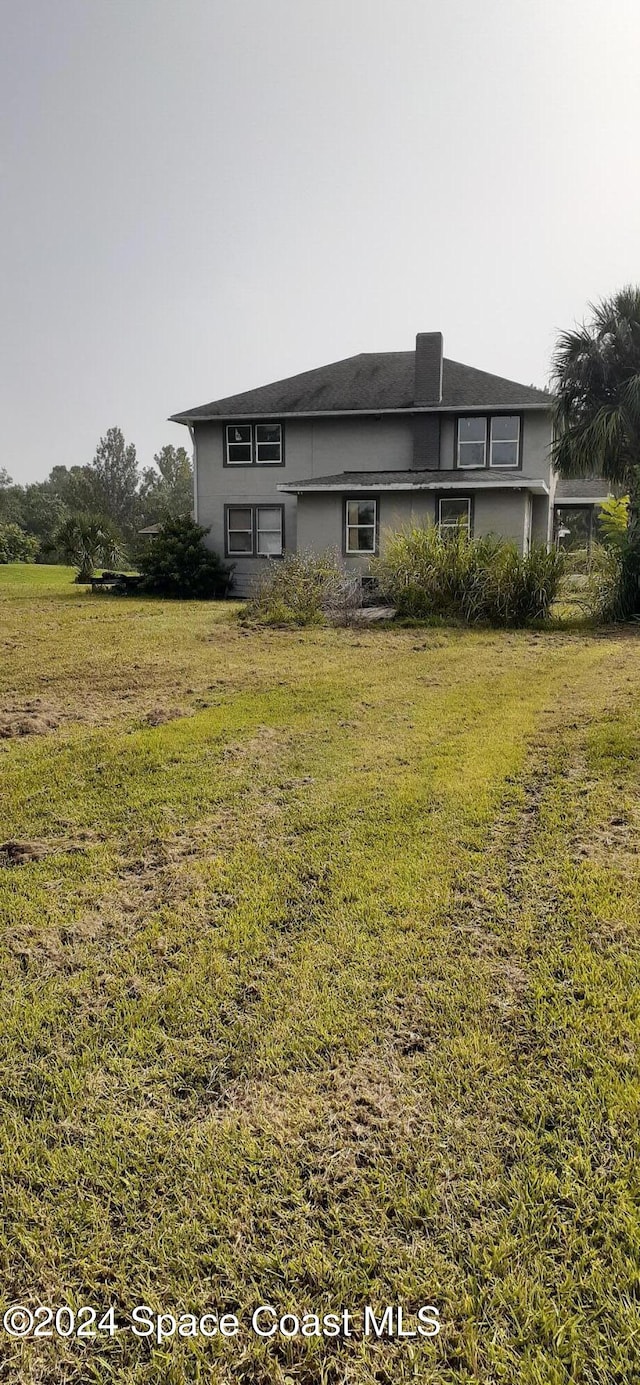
[47,431,140,538]
[0,469,25,526]
[54,513,123,581]
[48,464,101,514]
[552,285,640,612]
[0,523,39,564]
[21,484,69,552]
[139,445,193,524]
[89,427,140,535]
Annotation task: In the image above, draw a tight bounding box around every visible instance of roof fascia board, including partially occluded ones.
[554,495,609,505]
[171,402,552,424]
[278,479,549,495]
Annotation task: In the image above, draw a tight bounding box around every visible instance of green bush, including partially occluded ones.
[244,549,354,626]
[583,539,640,621]
[374,525,564,626]
[0,523,40,564]
[136,516,232,598]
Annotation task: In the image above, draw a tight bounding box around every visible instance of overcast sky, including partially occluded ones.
[2,0,639,484]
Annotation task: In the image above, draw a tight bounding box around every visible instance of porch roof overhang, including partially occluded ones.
[553,494,610,506]
[277,470,549,496]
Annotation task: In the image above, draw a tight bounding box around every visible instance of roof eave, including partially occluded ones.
[171,401,553,425]
[278,478,550,496]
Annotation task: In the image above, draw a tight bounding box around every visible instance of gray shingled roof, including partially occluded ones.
[555,477,612,501]
[171,353,552,422]
[278,470,549,494]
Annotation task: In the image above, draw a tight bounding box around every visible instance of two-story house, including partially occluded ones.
[170,332,608,595]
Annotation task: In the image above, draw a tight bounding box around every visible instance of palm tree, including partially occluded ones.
[54,513,123,581]
[552,286,640,610]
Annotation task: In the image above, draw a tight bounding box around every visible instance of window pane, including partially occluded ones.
[226,424,252,463]
[346,500,375,525]
[256,425,281,443]
[257,507,283,556]
[257,531,283,555]
[458,417,486,443]
[439,499,470,525]
[490,440,519,467]
[458,442,485,468]
[347,525,375,552]
[228,508,251,530]
[491,416,519,442]
[256,444,282,463]
[228,531,252,553]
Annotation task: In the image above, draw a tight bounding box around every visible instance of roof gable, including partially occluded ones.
[170,351,552,422]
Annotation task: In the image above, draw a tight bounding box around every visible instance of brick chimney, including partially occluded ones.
[414,331,443,405]
[412,332,443,468]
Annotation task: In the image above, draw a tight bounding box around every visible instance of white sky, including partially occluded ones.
[2,0,640,483]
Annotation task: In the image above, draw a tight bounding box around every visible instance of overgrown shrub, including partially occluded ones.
[374,525,564,626]
[0,523,40,563]
[136,516,232,598]
[583,539,640,621]
[244,549,357,625]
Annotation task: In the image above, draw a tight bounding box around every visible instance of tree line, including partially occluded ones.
[0,427,193,562]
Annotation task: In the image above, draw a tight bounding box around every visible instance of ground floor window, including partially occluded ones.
[438,496,471,537]
[345,499,377,553]
[225,505,284,557]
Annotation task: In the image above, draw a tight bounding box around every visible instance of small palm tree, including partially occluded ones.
[552,286,640,609]
[54,513,122,580]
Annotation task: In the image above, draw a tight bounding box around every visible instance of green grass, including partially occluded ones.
[0,564,638,1384]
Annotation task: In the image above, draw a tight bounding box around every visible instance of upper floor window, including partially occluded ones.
[345,499,377,553]
[225,422,283,465]
[456,416,520,469]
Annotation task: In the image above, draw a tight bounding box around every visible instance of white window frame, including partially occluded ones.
[255,423,283,465]
[225,423,283,466]
[225,425,253,466]
[438,496,471,536]
[226,506,254,555]
[457,417,487,469]
[345,499,377,554]
[489,416,520,468]
[256,505,284,556]
[225,505,284,558]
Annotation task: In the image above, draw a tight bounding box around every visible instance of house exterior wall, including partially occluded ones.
[296,488,531,570]
[193,409,553,592]
[194,416,416,592]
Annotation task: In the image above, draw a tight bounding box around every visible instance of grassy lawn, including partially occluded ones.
[0,564,638,1385]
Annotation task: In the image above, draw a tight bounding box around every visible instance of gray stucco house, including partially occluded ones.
[171,332,609,595]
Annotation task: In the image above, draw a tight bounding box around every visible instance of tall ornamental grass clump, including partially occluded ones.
[244,550,358,625]
[584,541,637,622]
[374,524,564,626]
